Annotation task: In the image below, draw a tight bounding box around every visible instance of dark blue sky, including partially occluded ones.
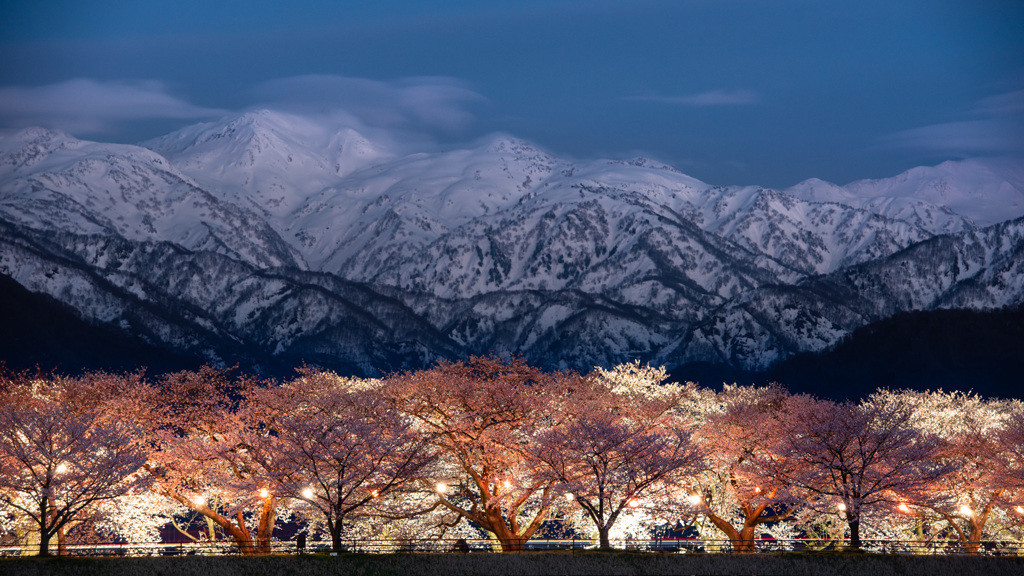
[1,0,1022,187]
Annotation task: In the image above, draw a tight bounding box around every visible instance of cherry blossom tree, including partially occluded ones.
[141,367,280,554]
[869,390,1023,553]
[777,397,950,549]
[687,384,812,552]
[0,370,150,556]
[533,362,704,549]
[384,355,571,552]
[997,409,1024,490]
[242,368,436,552]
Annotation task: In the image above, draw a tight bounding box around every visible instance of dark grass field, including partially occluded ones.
[3,552,1024,576]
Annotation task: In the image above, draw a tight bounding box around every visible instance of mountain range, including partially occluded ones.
[2,109,1022,396]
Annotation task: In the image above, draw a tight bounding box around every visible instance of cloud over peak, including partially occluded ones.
[250,75,488,136]
[0,79,224,136]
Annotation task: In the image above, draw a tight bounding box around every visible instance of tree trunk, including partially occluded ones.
[38,530,53,557]
[256,496,277,554]
[598,526,611,549]
[736,525,757,553]
[848,518,861,549]
[497,537,525,552]
[330,519,343,553]
[488,523,526,552]
[57,525,67,556]
[704,512,756,553]
[234,511,255,554]
[966,520,982,555]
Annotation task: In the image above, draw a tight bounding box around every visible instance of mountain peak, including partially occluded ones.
[844,158,1024,226]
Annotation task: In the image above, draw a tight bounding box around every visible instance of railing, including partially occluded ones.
[2,537,1022,557]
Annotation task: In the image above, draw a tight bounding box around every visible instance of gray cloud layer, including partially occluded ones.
[881,90,1024,155]
[0,79,224,135]
[250,75,488,135]
[625,89,759,107]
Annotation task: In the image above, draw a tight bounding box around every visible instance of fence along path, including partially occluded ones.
[2,537,1023,556]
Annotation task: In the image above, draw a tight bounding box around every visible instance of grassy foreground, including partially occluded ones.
[3,552,1024,576]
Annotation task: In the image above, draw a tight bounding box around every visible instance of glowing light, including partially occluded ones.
[259,488,269,499]
[55,463,67,474]
[687,493,701,505]
[371,489,379,498]
[960,504,973,516]
[837,503,847,512]
[503,480,512,490]
[627,498,640,509]
[302,488,314,499]
[1016,506,1024,514]
[435,482,448,494]
[898,503,910,513]
[565,493,574,501]
[194,495,206,506]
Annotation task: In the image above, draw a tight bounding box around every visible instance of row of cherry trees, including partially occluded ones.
[1,357,1023,556]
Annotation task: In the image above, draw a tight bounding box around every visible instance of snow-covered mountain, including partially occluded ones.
[2,110,1023,376]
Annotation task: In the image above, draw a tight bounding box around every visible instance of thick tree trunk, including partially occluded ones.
[38,530,53,557]
[735,526,757,553]
[965,521,983,555]
[488,522,527,552]
[848,518,861,549]
[234,511,255,554]
[156,486,261,554]
[705,512,757,553]
[256,496,277,554]
[329,519,343,553]
[598,526,611,549]
[497,537,525,552]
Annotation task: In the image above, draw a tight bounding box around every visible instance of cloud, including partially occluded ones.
[880,120,1023,154]
[250,75,487,136]
[0,79,224,136]
[626,89,759,107]
[880,89,1024,155]
[976,89,1024,116]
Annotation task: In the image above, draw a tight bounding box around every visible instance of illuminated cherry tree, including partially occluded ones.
[0,370,150,556]
[242,368,436,552]
[869,390,1022,553]
[384,355,572,552]
[777,397,950,549]
[687,384,812,552]
[141,367,280,554]
[534,362,704,549]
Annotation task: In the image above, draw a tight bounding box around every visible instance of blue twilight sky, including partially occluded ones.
[0,0,1022,187]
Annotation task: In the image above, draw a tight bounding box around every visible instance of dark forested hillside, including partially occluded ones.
[758,306,1024,400]
[0,274,203,375]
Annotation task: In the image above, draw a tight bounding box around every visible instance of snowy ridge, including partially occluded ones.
[1,111,1023,374]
